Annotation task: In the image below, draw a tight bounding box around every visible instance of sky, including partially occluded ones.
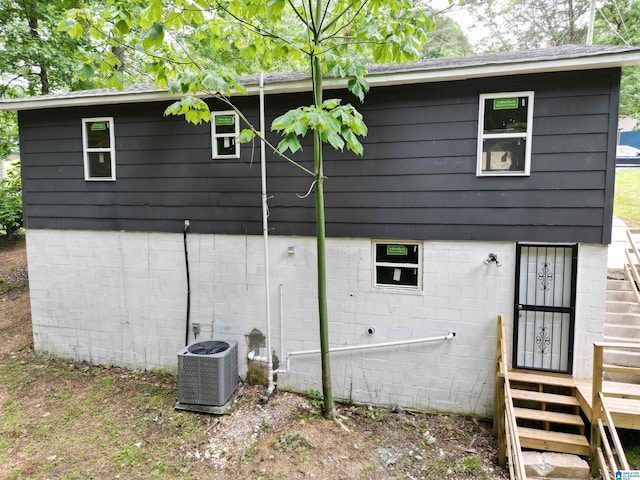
[431,0,490,49]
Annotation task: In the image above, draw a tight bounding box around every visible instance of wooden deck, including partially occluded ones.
[506,370,590,456]
[506,371,640,430]
[504,370,640,456]
[574,378,640,430]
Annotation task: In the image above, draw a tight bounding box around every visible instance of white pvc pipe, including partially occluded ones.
[279,284,285,364]
[248,351,268,363]
[259,71,275,396]
[249,332,455,374]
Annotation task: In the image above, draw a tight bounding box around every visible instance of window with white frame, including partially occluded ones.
[477,92,534,176]
[373,241,422,290]
[82,117,116,181]
[211,111,240,158]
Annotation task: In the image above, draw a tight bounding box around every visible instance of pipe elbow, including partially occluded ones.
[248,351,268,363]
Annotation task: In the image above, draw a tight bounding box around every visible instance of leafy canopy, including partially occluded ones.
[0,164,22,236]
[595,0,640,120]
[0,0,103,95]
[468,0,590,52]
[0,0,120,163]
[61,0,435,159]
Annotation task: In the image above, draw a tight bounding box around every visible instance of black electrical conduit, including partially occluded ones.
[183,220,191,347]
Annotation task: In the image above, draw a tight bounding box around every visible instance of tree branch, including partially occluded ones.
[319,0,370,42]
[286,0,309,27]
[320,0,357,35]
[308,0,318,37]
[212,0,293,44]
[319,0,332,33]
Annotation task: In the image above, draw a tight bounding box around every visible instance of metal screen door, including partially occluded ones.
[513,244,577,374]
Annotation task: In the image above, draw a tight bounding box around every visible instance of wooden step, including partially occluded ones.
[511,389,580,407]
[513,407,584,426]
[509,371,576,389]
[518,427,590,456]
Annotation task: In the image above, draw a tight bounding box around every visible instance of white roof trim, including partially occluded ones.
[2,50,640,111]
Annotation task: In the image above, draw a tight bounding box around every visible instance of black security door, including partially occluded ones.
[514,244,578,374]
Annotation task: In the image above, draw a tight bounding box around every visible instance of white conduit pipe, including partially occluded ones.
[259,71,275,398]
[248,332,456,374]
[279,284,285,364]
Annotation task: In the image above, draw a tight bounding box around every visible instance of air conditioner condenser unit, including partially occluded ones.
[176,339,239,414]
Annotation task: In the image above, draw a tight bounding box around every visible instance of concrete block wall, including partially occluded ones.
[25,229,607,416]
[573,243,608,378]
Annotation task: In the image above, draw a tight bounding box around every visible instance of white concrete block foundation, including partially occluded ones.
[25,229,607,417]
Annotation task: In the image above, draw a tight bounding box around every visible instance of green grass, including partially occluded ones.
[614,168,640,227]
[620,429,640,469]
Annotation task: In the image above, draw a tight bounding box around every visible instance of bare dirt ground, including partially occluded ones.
[0,235,509,480]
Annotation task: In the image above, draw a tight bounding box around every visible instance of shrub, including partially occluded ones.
[0,165,23,236]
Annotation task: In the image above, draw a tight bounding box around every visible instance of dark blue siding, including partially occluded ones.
[18,69,620,243]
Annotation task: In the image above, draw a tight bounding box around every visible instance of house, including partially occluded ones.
[2,45,640,417]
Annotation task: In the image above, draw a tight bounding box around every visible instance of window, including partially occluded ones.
[477,92,534,176]
[82,117,116,181]
[212,111,240,158]
[373,241,422,290]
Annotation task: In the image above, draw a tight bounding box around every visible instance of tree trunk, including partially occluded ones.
[567,0,577,43]
[311,41,334,419]
[24,1,49,94]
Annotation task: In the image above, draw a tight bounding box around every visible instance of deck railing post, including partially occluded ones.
[495,314,507,467]
[590,343,604,476]
[497,373,506,466]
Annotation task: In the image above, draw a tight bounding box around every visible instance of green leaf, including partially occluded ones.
[164,11,183,30]
[322,99,341,109]
[114,19,130,35]
[149,22,164,41]
[58,18,83,37]
[238,129,255,143]
[325,132,345,151]
[277,133,302,154]
[106,73,123,90]
[164,96,211,124]
[267,0,286,18]
[272,110,299,133]
[77,64,94,81]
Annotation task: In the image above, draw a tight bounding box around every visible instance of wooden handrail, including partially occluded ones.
[603,364,640,376]
[625,228,640,307]
[595,341,640,349]
[600,393,630,471]
[591,342,640,476]
[496,314,527,480]
[597,420,616,474]
[505,380,527,480]
[596,446,611,480]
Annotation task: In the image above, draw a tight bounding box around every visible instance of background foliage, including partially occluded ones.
[0,163,22,236]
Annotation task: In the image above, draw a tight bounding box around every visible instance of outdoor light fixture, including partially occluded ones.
[484,253,502,267]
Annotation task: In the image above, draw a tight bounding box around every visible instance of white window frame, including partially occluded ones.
[82,117,116,181]
[372,240,422,291]
[476,91,534,177]
[211,110,240,159]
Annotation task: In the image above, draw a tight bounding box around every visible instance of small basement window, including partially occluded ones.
[82,117,116,181]
[477,92,534,176]
[212,111,240,158]
[373,241,421,290]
